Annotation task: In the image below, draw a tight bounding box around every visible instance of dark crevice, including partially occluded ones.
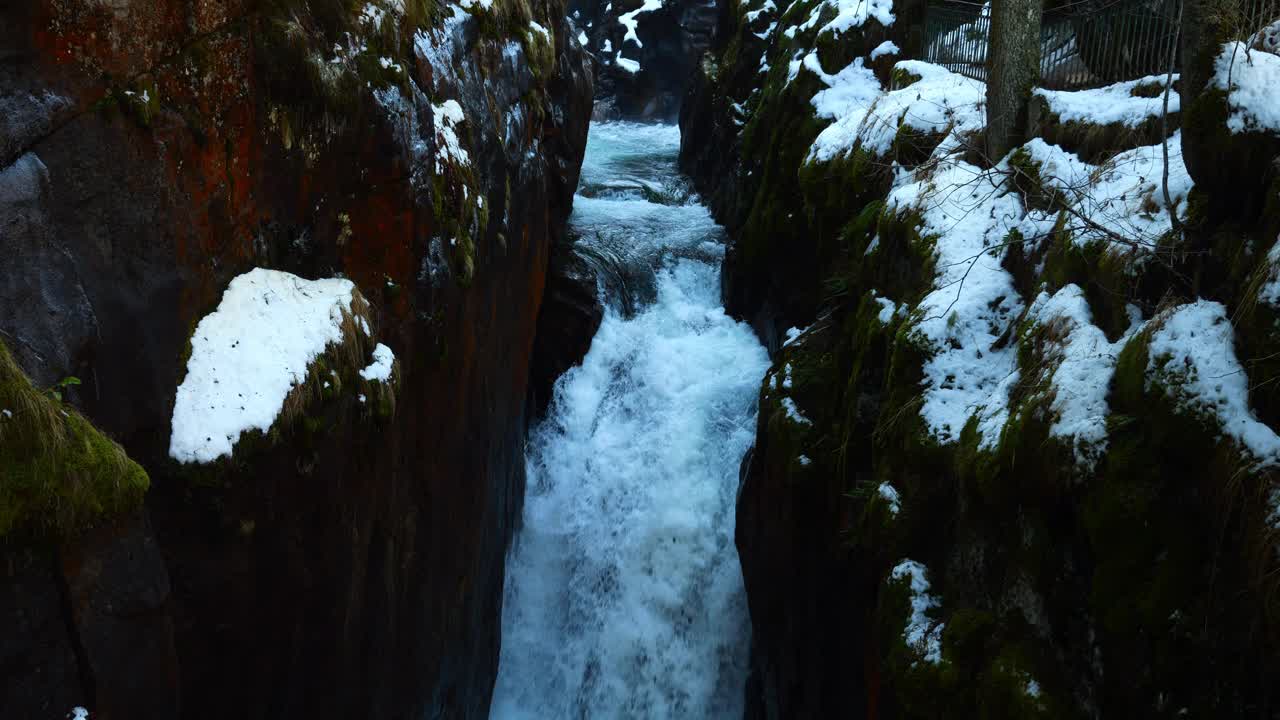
[52,547,97,712]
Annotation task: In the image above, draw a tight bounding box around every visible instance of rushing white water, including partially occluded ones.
[490,123,769,719]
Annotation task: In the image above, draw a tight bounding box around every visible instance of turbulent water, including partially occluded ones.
[489,123,769,719]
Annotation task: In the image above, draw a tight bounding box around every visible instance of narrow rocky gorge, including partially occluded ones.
[4,0,1280,717]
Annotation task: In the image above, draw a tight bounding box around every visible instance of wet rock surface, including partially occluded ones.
[0,0,593,717]
[529,243,605,419]
[572,0,719,120]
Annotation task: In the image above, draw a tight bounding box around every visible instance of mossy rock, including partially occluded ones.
[0,340,148,542]
[256,0,441,146]
[1040,235,1141,341]
[1083,324,1280,715]
[1180,86,1280,225]
[890,124,947,169]
[1235,233,1280,429]
[1028,94,1178,165]
[799,146,893,271]
[173,292,397,484]
[891,65,923,89]
[860,206,936,306]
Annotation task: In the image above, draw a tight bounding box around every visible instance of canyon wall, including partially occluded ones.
[0,0,592,717]
[682,0,1280,716]
[569,0,718,120]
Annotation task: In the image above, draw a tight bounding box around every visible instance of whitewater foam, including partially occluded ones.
[490,123,768,719]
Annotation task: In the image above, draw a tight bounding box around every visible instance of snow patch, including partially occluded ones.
[873,294,899,324]
[1253,17,1280,54]
[878,482,901,515]
[359,343,396,382]
[805,54,882,121]
[432,99,470,173]
[781,397,812,425]
[820,0,895,36]
[745,0,777,23]
[810,60,986,163]
[1212,41,1280,134]
[616,52,641,74]
[1025,285,1142,468]
[1147,300,1280,468]
[784,325,810,346]
[870,40,900,60]
[618,0,663,47]
[891,560,943,664]
[170,269,362,464]
[789,0,895,38]
[1034,75,1180,128]
[889,147,1023,447]
[1021,134,1192,249]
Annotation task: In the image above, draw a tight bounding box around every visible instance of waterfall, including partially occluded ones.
[489,123,769,719]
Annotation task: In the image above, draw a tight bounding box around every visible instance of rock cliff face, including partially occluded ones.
[0,0,592,717]
[570,0,718,120]
[682,0,1280,716]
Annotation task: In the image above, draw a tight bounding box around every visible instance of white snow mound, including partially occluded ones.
[170,268,364,464]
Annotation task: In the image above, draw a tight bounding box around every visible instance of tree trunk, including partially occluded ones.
[986,0,1044,160]
[1178,0,1230,188]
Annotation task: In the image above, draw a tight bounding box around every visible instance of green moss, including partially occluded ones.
[519,21,557,82]
[974,644,1059,719]
[891,65,923,89]
[1129,79,1166,98]
[1007,146,1067,211]
[864,206,936,306]
[0,340,148,541]
[1040,234,1137,341]
[1080,324,1280,715]
[890,125,946,169]
[877,562,958,715]
[429,153,484,285]
[1182,84,1280,224]
[978,311,1097,496]
[799,146,895,271]
[695,2,1280,711]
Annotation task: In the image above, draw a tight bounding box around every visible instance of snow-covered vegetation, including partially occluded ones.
[684,0,1280,712]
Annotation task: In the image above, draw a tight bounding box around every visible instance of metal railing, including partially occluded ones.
[923,0,1280,90]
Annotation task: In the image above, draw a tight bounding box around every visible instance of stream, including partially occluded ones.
[488,123,770,719]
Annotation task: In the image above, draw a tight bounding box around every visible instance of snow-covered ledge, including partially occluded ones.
[169,268,394,464]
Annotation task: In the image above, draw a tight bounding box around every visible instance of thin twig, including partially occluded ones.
[1161,1,1184,242]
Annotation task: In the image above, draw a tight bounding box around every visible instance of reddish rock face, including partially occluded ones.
[0,0,593,717]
